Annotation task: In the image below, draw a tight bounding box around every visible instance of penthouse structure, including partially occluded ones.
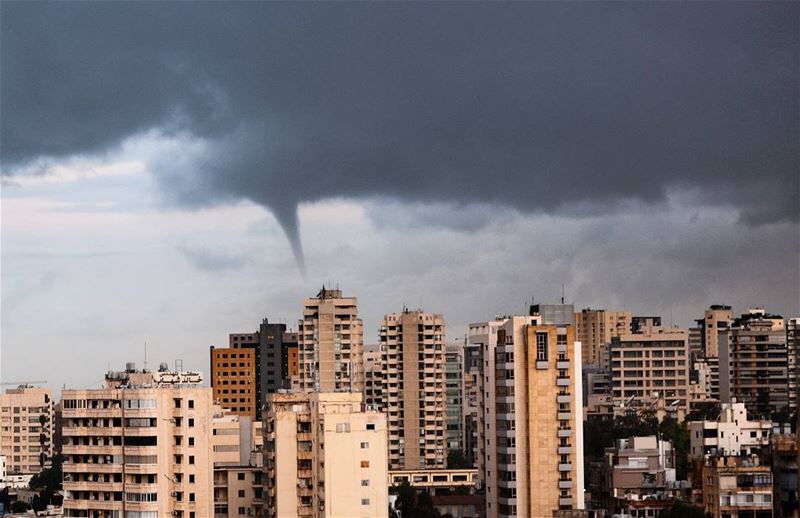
[689,402,772,460]
[378,309,446,470]
[297,287,364,393]
[574,309,632,366]
[696,305,733,358]
[0,386,54,475]
[210,319,299,420]
[720,308,789,416]
[61,363,213,518]
[609,320,690,412]
[478,306,585,517]
[263,392,388,518]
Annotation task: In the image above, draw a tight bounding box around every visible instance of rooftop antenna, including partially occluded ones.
[561,284,565,304]
[144,341,147,371]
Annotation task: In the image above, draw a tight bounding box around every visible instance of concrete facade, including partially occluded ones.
[0,386,54,476]
[478,313,585,517]
[61,365,213,518]
[721,308,789,416]
[574,309,632,366]
[445,343,465,453]
[609,322,690,412]
[263,392,387,518]
[689,402,772,460]
[212,409,264,518]
[378,310,447,470]
[701,455,774,517]
[297,288,364,393]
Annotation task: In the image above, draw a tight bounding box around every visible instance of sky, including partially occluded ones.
[1,2,798,392]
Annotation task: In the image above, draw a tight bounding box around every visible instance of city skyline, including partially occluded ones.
[2,3,798,403]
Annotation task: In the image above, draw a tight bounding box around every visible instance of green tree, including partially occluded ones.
[659,417,690,480]
[447,449,470,469]
[393,481,441,518]
[659,501,705,518]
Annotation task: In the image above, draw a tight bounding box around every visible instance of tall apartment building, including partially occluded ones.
[263,392,388,518]
[297,287,364,393]
[609,321,690,412]
[720,308,789,416]
[787,318,798,412]
[478,311,585,517]
[0,386,54,475]
[211,319,299,420]
[362,344,384,411]
[445,343,465,453]
[463,335,485,468]
[696,305,733,357]
[61,364,213,518]
[378,309,446,470]
[212,409,264,518]
[574,309,632,366]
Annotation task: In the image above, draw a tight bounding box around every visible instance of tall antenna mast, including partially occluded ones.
[561,284,565,304]
[144,341,147,371]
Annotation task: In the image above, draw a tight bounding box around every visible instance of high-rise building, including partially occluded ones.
[695,305,733,357]
[362,344,384,411]
[719,308,789,416]
[478,313,585,517]
[787,318,799,412]
[609,322,690,412]
[463,332,486,468]
[700,455,774,517]
[212,408,264,518]
[211,319,299,420]
[574,309,632,366]
[445,343,465,453]
[61,364,213,518]
[0,386,54,476]
[297,287,364,393]
[263,392,388,518]
[378,309,446,470]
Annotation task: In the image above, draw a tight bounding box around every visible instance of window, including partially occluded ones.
[189,474,195,484]
[360,442,369,449]
[238,490,245,498]
[189,493,195,502]
[237,473,246,481]
[536,333,548,361]
[188,400,194,409]
[360,461,370,468]
[188,418,194,427]
[189,455,195,465]
[238,508,246,515]
[188,437,194,447]
[361,499,370,506]
[361,479,369,486]
[336,423,351,433]
[366,423,375,430]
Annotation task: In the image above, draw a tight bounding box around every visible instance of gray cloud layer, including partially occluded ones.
[2,2,798,269]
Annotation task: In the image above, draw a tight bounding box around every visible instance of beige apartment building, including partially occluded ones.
[575,309,632,366]
[379,309,447,470]
[0,386,54,475]
[212,409,264,518]
[263,392,388,518]
[61,364,213,518]
[609,320,690,412]
[701,455,774,517]
[478,312,585,517]
[297,287,364,393]
[696,305,733,357]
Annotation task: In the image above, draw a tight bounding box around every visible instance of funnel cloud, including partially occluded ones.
[1,2,798,272]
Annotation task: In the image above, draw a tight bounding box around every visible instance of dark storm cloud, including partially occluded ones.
[2,2,798,267]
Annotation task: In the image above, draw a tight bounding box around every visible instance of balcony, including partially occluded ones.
[557,429,572,438]
[558,480,573,489]
[63,462,122,474]
[558,463,573,472]
[558,446,573,455]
